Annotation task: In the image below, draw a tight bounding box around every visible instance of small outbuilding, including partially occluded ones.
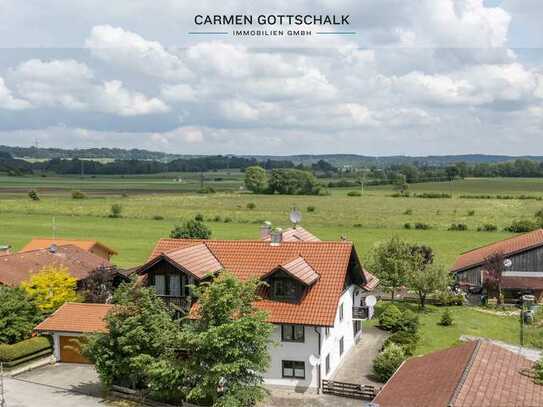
[34,302,113,364]
[21,238,117,261]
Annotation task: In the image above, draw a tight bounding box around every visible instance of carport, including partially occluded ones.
[34,302,113,363]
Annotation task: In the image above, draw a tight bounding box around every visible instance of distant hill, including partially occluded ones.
[1,145,542,167]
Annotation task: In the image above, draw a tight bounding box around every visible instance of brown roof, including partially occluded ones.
[21,238,117,256]
[144,239,373,326]
[262,226,321,242]
[34,302,113,333]
[502,276,543,290]
[373,340,543,407]
[452,229,543,273]
[0,245,111,286]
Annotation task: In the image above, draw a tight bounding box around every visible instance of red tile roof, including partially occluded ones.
[274,256,319,286]
[452,229,543,273]
[21,238,117,256]
[262,226,321,242]
[373,340,543,407]
[144,239,372,326]
[163,243,223,280]
[34,302,113,333]
[0,245,112,286]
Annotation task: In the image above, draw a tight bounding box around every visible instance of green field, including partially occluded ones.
[0,175,541,268]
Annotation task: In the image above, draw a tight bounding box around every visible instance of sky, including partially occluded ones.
[0,0,543,156]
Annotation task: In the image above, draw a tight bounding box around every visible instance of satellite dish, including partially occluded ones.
[504,259,512,268]
[289,208,302,226]
[365,295,377,307]
[309,354,320,366]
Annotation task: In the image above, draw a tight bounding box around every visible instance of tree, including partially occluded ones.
[369,237,419,301]
[244,166,268,193]
[268,168,322,195]
[21,265,79,314]
[179,272,273,406]
[0,286,43,344]
[170,219,212,239]
[445,166,460,181]
[82,282,179,389]
[110,203,123,218]
[372,343,406,382]
[408,263,451,309]
[393,174,408,195]
[483,252,506,304]
[80,267,116,303]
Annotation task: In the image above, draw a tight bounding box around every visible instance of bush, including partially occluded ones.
[383,331,419,356]
[212,215,222,222]
[194,213,204,221]
[378,304,403,331]
[439,309,454,326]
[28,189,40,201]
[306,206,316,213]
[415,193,451,199]
[353,223,363,228]
[505,220,538,233]
[404,223,412,229]
[478,223,497,232]
[71,190,86,199]
[224,217,233,223]
[398,309,419,334]
[403,209,413,215]
[372,343,406,382]
[448,223,468,231]
[109,204,123,218]
[414,222,431,230]
[153,215,164,221]
[437,291,464,306]
[198,186,215,194]
[347,191,362,197]
[467,210,475,216]
[246,203,256,210]
[170,219,211,239]
[0,287,43,344]
[0,336,52,362]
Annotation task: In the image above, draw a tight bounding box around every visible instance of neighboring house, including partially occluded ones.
[137,237,379,392]
[259,223,321,242]
[20,238,117,260]
[372,340,543,407]
[35,302,112,364]
[0,244,112,286]
[452,229,543,302]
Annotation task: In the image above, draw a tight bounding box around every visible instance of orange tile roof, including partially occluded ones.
[21,238,117,256]
[262,226,321,242]
[452,229,543,273]
[34,302,113,333]
[0,245,112,286]
[145,239,370,326]
[163,243,223,279]
[373,340,543,407]
[277,256,319,286]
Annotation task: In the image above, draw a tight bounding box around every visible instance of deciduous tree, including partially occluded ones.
[0,286,42,344]
[244,166,268,193]
[170,219,211,239]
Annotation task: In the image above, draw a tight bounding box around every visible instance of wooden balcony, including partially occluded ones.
[352,306,369,320]
[158,295,190,312]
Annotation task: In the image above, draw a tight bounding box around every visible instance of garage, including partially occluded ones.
[34,302,113,364]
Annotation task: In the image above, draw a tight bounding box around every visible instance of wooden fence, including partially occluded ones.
[322,380,378,400]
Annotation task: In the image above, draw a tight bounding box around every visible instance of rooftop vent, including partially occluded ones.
[48,243,58,253]
[271,228,283,245]
[260,221,272,240]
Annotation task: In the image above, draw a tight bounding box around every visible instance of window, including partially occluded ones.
[339,337,344,356]
[281,324,304,342]
[353,320,361,336]
[282,361,305,379]
[155,274,166,295]
[325,354,330,375]
[272,278,298,300]
[170,274,181,297]
[339,303,344,322]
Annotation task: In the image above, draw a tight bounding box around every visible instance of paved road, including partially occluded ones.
[2,377,106,407]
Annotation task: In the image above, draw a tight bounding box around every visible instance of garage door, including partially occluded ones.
[59,336,90,364]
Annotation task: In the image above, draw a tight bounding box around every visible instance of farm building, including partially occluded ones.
[137,237,379,392]
[372,340,543,407]
[0,244,113,286]
[451,229,543,302]
[21,238,117,261]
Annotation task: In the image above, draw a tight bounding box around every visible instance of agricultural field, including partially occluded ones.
[0,175,542,268]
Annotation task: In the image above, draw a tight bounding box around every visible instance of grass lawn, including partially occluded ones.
[368,303,542,356]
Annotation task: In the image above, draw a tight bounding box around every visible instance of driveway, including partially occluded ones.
[331,325,389,386]
[15,363,103,397]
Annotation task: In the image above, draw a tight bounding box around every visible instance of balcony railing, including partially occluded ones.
[158,295,190,312]
[352,306,369,320]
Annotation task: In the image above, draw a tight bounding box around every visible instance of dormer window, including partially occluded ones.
[263,256,320,302]
[273,278,299,300]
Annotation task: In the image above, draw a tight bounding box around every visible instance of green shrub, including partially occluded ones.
[353,223,362,228]
[0,286,43,344]
[477,224,497,232]
[28,190,40,201]
[378,304,403,331]
[170,219,211,239]
[505,220,537,233]
[399,309,419,334]
[437,291,464,306]
[383,331,419,356]
[403,209,413,215]
[198,186,215,194]
[0,336,52,362]
[306,206,316,213]
[152,215,164,221]
[414,222,430,230]
[372,343,406,382]
[109,204,123,218]
[415,193,451,199]
[535,358,543,383]
[212,215,222,222]
[224,217,233,223]
[246,203,256,210]
[439,309,454,326]
[404,223,412,229]
[347,191,362,197]
[194,213,204,221]
[467,210,475,216]
[448,223,468,231]
[71,190,86,199]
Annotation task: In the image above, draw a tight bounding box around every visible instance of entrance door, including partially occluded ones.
[59,336,90,364]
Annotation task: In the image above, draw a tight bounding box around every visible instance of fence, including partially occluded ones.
[322,380,378,400]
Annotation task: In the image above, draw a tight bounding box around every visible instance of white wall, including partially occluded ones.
[264,284,366,391]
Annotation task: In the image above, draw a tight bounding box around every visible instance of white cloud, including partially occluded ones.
[160,84,197,102]
[0,77,32,110]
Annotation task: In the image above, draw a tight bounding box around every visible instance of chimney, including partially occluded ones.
[48,243,58,254]
[0,245,11,256]
[260,221,273,240]
[271,228,283,245]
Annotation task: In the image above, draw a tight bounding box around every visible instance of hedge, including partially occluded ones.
[0,336,52,362]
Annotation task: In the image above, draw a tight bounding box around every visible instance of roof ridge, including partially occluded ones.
[203,241,224,270]
[448,340,482,407]
[30,237,96,242]
[157,238,350,245]
[458,229,543,255]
